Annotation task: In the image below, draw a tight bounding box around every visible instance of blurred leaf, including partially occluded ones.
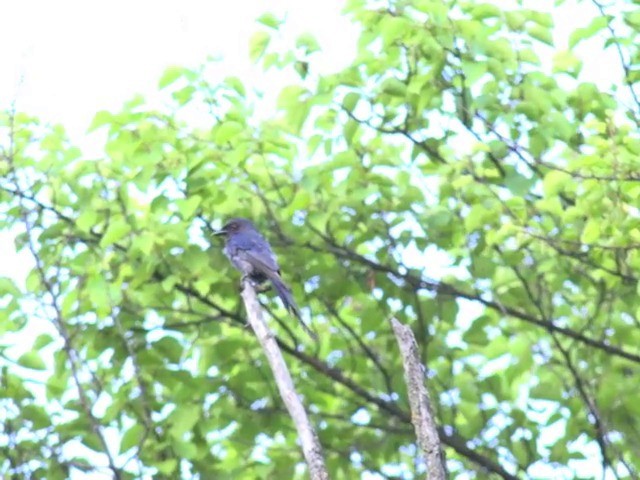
[100,219,130,248]
[120,424,145,454]
[249,31,271,62]
[257,13,283,30]
[569,16,609,49]
[159,66,187,89]
[17,351,47,371]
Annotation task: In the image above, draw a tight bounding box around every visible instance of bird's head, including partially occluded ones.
[213,218,256,237]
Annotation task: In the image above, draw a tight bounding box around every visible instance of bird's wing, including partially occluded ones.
[234,234,281,274]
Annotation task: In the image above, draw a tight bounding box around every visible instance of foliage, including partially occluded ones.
[1,0,640,478]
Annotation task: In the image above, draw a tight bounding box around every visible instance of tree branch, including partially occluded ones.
[240,280,329,480]
[391,318,447,480]
[304,236,640,365]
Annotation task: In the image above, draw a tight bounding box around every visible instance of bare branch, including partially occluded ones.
[240,280,329,480]
[391,318,447,480]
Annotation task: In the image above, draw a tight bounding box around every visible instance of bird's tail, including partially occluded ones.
[269,275,317,341]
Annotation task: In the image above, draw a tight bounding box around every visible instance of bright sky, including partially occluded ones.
[0,1,626,478]
[1,0,356,142]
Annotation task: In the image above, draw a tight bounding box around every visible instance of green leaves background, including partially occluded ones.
[1,0,640,478]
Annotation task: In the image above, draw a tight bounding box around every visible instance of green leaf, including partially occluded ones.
[172,85,196,106]
[462,317,489,345]
[88,110,113,132]
[380,16,406,44]
[553,51,582,77]
[343,92,360,112]
[154,459,178,475]
[504,169,534,196]
[33,334,55,350]
[100,219,130,248]
[18,351,47,370]
[76,210,99,233]
[625,10,640,29]
[344,119,358,145]
[505,12,526,30]
[381,78,406,97]
[277,85,308,109]
[257,13,282,29]
[469,4,501,20]
[581,219,601,244]
[627,69,640,84]
[214,121,244,144]
[528,11,553,28]
[154,336,184,364]
[22,404,51,429]
[169,405,201,437]
[132,232,155,256]
[465,204,492,232]
[86,275,110,313]
[225,76,246,96]
[82,432,104,452]
[120,424,145,453]
[249,31,270,62]
[172,439,198,459]
[543,170,571,196]
[569,16,609,49]
[527,24,554,45]
[176,196,202,220]
[296,33,320,54]
[0,277,20,297]
[159,66,186,89]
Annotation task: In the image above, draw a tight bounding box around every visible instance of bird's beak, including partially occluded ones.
[213,228,227,236]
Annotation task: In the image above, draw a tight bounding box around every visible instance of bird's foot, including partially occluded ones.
[239,275,254,292]
[239,275,270,292]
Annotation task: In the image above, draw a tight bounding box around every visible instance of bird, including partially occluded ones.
[214,218,316,339]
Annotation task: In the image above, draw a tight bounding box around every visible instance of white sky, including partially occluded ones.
[0,0,356,141]
[0,1,626,479]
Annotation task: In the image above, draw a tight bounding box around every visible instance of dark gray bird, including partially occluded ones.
[214,218,315,339]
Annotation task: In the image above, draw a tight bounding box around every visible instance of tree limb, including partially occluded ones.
[391,318,447,480]
[240,280,329,480]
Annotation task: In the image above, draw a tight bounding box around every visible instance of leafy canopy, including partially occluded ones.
[1,0,640,479]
